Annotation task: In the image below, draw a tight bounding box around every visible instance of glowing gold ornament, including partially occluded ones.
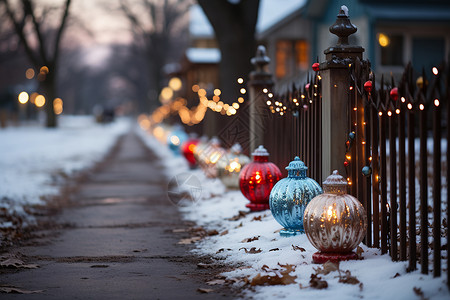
[304,170,367,263]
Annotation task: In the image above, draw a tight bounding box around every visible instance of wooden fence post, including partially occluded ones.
[320,6,364,181]
[248,46,274,154]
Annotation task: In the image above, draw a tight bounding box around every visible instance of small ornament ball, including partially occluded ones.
[364,81,372,92]
[348,131,356,140]
[362,166,372,176]
[312,62,320,72]
[390,87,399,101]
[305,83,311,92]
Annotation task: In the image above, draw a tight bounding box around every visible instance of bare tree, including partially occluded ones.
[118,0,190,112]
[197,0,259,102]
[0,0,72,127]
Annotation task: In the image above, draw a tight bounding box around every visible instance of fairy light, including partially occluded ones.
[434,99,440,107]
[349,86,353,90]
[401,97,406,103]
[387,111,392,117]
[378,111,383,116]
[407,103,413,110]
[238,97,244,103]
[419,104,425,110]
[432,67,438,75]
[263,88,268,93]
[268,93,273,98]
[353,107,357,111]
[266,100,271,105]
[240,88,246,94]
[395,109,400,114]
[237,78,244,84]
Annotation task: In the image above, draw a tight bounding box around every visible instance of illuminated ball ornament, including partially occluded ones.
[269,157,322,236]
[181,137,199,168]
[304,170,367,263]
[361,166,372,176]
[167,128,188,155]
[217,143,250,189]
[239,145,282,211]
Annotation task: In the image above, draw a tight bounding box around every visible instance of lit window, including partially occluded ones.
[276,40,309,79]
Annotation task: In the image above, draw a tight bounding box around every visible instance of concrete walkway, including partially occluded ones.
[1,132,233,299]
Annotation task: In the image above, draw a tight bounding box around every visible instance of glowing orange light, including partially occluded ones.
[255,171,262,184]
[419,104,425,111]
[434,99,439,107]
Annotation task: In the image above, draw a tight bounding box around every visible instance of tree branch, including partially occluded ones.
[23,0,49,65]
[0,0,40,66]
[52,0,72,67]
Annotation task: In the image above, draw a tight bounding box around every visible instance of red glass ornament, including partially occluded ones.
[181,138,199,168]
[364,81,372,92]
[390,87,399,101]
[312,62,320,72]
[344,161,349,167]
[239,146,282,211]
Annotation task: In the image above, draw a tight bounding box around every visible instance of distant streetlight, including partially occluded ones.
[18,92,29,104]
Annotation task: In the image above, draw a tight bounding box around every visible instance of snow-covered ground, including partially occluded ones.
[138,127,450,300]
[0,116,130,228]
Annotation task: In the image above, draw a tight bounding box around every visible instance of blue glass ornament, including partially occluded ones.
[361,166,372,176]
[269,156,323,236]
[167,127,188,155]
[348,131,356,140]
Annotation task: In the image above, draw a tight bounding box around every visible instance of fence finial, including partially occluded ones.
[329,5,357,46]
[251,45,270,73]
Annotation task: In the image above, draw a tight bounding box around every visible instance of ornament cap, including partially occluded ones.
[323,170,348,194]
[286,156,308,178]
[252,145,269,157]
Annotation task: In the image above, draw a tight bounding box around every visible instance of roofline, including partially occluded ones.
[257,6,305,39]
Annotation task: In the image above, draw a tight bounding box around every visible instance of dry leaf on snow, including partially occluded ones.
[241,236,260,243]
[291,245,306,252]
[239,247,262,254]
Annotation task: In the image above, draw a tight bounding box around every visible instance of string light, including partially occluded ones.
[432,67,438,75]
[407,103,413,110]
[434,99,440,107]
[419,104,425,110]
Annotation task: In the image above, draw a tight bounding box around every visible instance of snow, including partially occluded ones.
[138,126,450,300]
[185,48,221,64]
[0,116,130,226]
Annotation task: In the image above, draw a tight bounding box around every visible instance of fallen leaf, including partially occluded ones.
[227,211,248,221]
[197,288,214,293]
[207,230,219,236]
[0,285,43,294]
[356,246,364,259]
[252,215,262,221]
[269,248,280,252]
[239,247,262,254]
[235,222,243,229]
[177,236,202,245]
[172,228,187,233]
[219,230,228,236]
[413,287,427,300]
[206,279,226,286]
[314,261,339,275]
[241,236,260,243]
[393,273,401,278]
[338,270,360,285]
[292,245,306,252]
[309,274,328,289]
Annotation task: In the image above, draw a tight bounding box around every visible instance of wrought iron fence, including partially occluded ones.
[257,58,448,285]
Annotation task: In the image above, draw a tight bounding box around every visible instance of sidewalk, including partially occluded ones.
[0,132,233,299]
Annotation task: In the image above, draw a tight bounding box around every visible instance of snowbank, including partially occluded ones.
[0,116,130,226]
[138,127,449,300]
